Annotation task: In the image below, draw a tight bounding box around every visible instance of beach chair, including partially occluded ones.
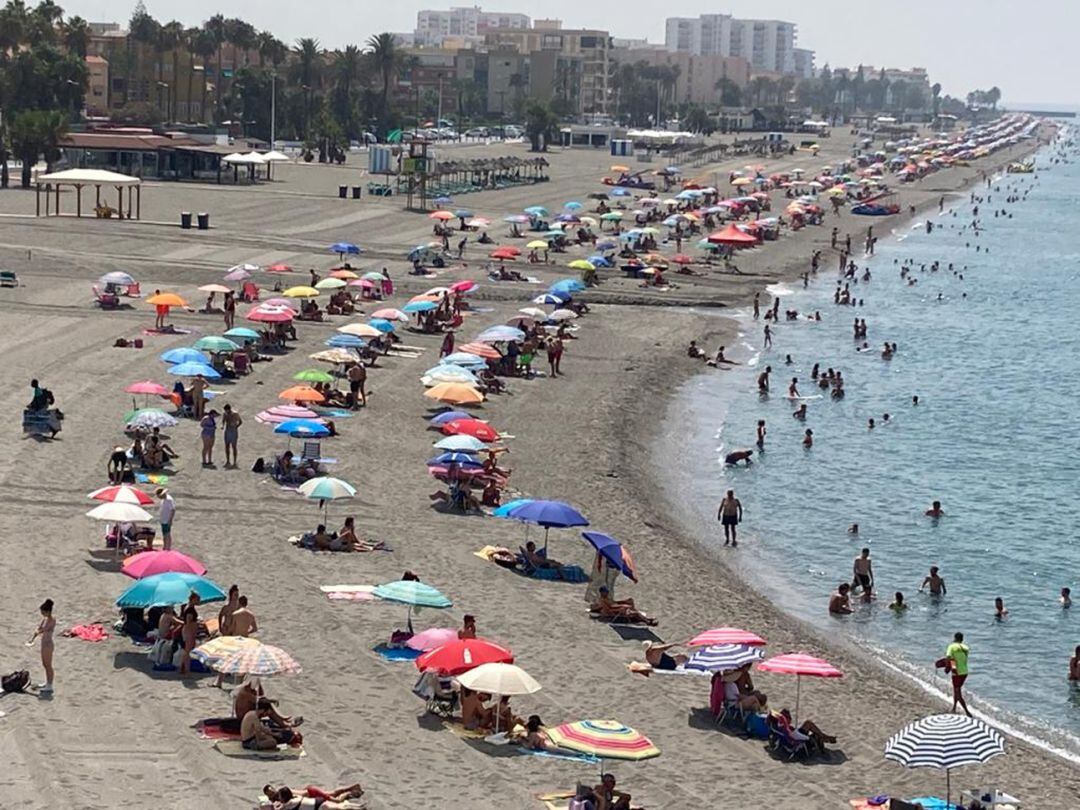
[767,714,810,760]
[125,281,141,297]
[92,285,119,309]
[300,440,321,461]
[0,270,17,287]
[241,280,260,302]
[232,351,250,375]
[426,676,459,718]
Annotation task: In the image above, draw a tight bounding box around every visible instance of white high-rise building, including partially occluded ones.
[415,6,530,47]
[665,14,806,75]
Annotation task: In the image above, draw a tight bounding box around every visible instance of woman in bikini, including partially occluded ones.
[28,598,56,693]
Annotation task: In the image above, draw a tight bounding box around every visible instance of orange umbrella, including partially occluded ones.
[424,382,484,405]
[429,210,455,220]
[146,292,187,307]
[278,385,325,403]
[329,269,358,280]
[459,342,500,359]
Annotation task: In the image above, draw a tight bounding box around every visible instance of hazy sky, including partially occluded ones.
[67,0,1078,106]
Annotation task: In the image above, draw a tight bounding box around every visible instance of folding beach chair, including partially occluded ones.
[300,441,322,461]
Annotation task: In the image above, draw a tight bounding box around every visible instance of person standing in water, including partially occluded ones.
[756,420,766,449]
[717,490,743,548]
[763,324,773,349]
[27,599,56,693]
[852,548,874,595]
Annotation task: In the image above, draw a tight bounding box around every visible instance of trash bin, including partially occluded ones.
[338,185,347,199]
[351,185,361,199]
[180,211,192,230]
[197,212,209,230]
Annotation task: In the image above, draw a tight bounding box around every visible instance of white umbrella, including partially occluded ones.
[99,271,135,287]
[518,307,548,319]
[242,151,268,164]
[549,309,578,321]
[456,662,541,737]
[262,150,290,162]
[86,502,152,522]
[298,476,356,523]
[884,714,1005,806]
[338,323,382,338]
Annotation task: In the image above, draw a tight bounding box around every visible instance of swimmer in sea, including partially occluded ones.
[763,324,773,349]
[788,378,799,398]
[724,449,754,466]
[1062,587,1072,609]
[792,403,807,420]
[829,583,853,615]
[868,418,876,429]
[912,395,919,406]
[920,566,947,596]
[756,420,767,448]
[848,523,859,534]
[852,548,874,596]
[785,354,793,365]
[802,428,813,448]
[882,413,890,423]
[925,500,944,518]
[994,596,1008,621]
[889,592,907,613]
[757,366,771,393]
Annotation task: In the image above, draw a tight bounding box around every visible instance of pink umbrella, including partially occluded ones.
[124,381,169,396]
[371,308,408,322]
[122,549,207,579]
[687,627,767,647]
[450,280,477,293]
[87,485,154,505]
[347,279,375,288]
[223,267,252,282]
[406,627,459,652]
[263,297,299,309]
[757,653,842,722]
[246,305,294,323]
[254,405,323,424]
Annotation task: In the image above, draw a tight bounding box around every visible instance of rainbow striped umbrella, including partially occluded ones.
[546,719,660,761]
[191,635,262,666]
[212,643,301,677]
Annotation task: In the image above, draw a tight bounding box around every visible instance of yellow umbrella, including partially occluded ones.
[568,259,595,270]
[610,165,630,172]
[526,240,549,249]
[191,636,261,666]
[731,177,752,186]
[146,292,188,307]
[579,216,598,227]
[424,382,484,405]
[283,286,319,298]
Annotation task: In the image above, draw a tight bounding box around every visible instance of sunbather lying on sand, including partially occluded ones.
[591,587,658,626]
[263,783,364,810]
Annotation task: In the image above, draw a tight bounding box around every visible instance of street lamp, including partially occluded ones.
[156,81,171,122]
[270,71,276,149]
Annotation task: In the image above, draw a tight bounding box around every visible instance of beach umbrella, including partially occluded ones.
[330,242,361,257]
[371,308,408,322]
[368,318,396,333]
[458,662,542,734]
[609,188,630,197]
[476,326,525,343]
[87,501,152,523]
[414,638,513,676]
[551,279,585,295]
[441,352,488,369]
[429,210,455,221]
[518,307,548,319]
[255,405,321,424]
[99,271,135,286]
[493,498,533,518]
[160,347,208,365]
[687,627,766,648]
[424,382,484,406]
[329,269,358,280]
[884,714,1005,807]
[433,195,452,205]
[430,451,480,466]
[359,272,385,282]
[567,259,595,271]
[533,293,568,306]
[88,484,154,506]
[310,348,357,365]
[503,214,529,223]
[523,206,549,217]
[406,627,458,652]
[429,410,472,426]
[265,263,293,273]
[507,500,589,551]
[298,475,355,501]
[168,361,220,379]
[197,283,232,294]
[146,292,187,307]
[433,435,486,453]
[423,365,478,383]
[549,309,577,321]
[441,418,499,442]
[450,279,477,293]
[193,336,240,353]
[214,644,301,677]
[757,653,842,723]
[564,201,583,210]
[685,643,764,674]
[293,369,335,384]
[546,720,660,762]
[459,342,501,359]
[587,255,612,268]
[326,334,365,349]
[223,267,252,282]
[581,531,638,582]
[279,385,325,403]
[596,238,618,251]
[526,239,549,250]
[192,635,261,667]
[126,408,178,430]
[283,285,319,298]
[121,549,207,579]
[403,300,438,314]
[273,419,331,438]
[489,248,519,260]
[124,380,169,397]
[453,209,473,219]
[374,579,452,609]
[707,224,757,246]
[116,572,226,608]
[338,323,382,339]
[245,305,294,323]
[315,277,346,290]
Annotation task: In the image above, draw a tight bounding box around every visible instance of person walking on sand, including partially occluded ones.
[347,362,367,408]
[190,374,208,420]
[945,632,972,716]
[718,489,742,547]
[200,408,219,467]
[27,598,56,693]
[222,403,242,468]
[156,487,175,550]
[223,291,236,330]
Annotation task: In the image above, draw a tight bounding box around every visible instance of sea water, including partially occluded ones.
[659,131,1080,759]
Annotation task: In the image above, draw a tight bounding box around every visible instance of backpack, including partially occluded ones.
[1,670,30,693]
[251,457,265,473]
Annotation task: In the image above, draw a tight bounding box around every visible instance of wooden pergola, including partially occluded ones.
[35,168,142,220]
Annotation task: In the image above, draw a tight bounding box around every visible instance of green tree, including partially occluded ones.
[523,99,558,152]
[9,108,67,187]
[204,13,226,119]
[189,27,216,122]
[682,103,714,135]
[62,15,89,57]
[292,37,322,139]
[715,77,742,107]
[366,32,399,137]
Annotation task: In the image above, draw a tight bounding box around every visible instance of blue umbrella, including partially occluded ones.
[368,318,396,333]
[168,361,220,378]
[273,419,330,438]
[476,326,525,343]
[433,196,453,205]
[373,580,452,608]
[533,293,568,306]
[609,187,631,197]
[581,531,638,582]
[330,242,361,256]
[441,352,487,369]
[326,334,365,348]
[433,435,485,452]
[587,255,613,268]
[429,410,471,426]
[685,643,764,674]
[224,327,261,341]
[454,209,474,219]
[160,347,208,365]
[116,572,227,608]
[507,499,589,550]
[493,498,534,518]
[551,279,585,295]
[524,206,549,217]
[564,201,583,210]
[428,452,483,466]
[403,300,438,313]
[556,213,580,223]
[596,239,618,251]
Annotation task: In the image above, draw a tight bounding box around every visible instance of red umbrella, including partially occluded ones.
[246,305,294,323]
[670,254,693,265]
[265,263,294,273]
[757,653,842,722]
[122,549,207,579]
[441,419,500,443]
[707,224,758,246]
[124,381,169,396]
[87,485,154,506]
[490,248,520,260]
[450,279,477,293]
[414,637,513,675]
[459,342,500,359]
[687,627,766,647]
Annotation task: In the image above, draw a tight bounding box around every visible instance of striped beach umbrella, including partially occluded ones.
[546,720,660,761]
[685,643,764,674]
[687,627,767,647]
[757,653,842,723]
[213,643,302,677]
[191,635,262,667]
[884,714,1005,805]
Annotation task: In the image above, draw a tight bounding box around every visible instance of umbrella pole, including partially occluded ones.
[794,675,801,726]
[946,768,951,808]
[543,526,550,554]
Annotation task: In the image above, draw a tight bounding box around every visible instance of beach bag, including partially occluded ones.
[251,457,266,473]
[935,657,953,673]
[1,670,30,693]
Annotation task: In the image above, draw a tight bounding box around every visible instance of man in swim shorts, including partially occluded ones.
[851,548,874,595]
[717,489,743,547]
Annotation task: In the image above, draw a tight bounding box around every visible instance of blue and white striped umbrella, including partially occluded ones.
[884,714,1005,806]
[685,643,763,673]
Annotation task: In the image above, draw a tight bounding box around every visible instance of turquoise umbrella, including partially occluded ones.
[193,336,241,353]
[374,580,452,627]
[116,572,227,608]
[224,327,260,341]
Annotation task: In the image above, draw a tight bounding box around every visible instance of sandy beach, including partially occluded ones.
[1,126,1077,809]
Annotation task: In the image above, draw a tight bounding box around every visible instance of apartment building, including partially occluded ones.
[414,6,530,47]
[664,14,807,76]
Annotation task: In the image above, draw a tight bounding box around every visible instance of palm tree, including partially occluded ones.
[205,14,226,120]
[331,45,364,138]
[0,1,29,52]
[190,27,216,122]
[257,30,286,69]
[294,37,322,139]
[714,77,741,107]
[523,99,558,152]
[931,82,942,119]
[62,15,89,57]
[366,32,399,137]
[129,5,159,105]
[9,108,67,187]
[987,86,1001,111]
[157,21,184,120]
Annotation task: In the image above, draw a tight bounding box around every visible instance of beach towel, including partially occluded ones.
[290,535,387,553]
[213,740,304,760]
[373,644,422,662]
[524,564,589,583]
[62,624,109,642]
[516,748,599,764]
[142,327,193,336]
[134,473,169,485]
[195,719,240,740]
[319,585,378,602]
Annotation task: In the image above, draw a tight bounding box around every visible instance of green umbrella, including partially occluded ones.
[193,336,240,353]
[293,369,335,384]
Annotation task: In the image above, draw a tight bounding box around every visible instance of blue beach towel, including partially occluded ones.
[517,748,599,764]
[373,644,422,662]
